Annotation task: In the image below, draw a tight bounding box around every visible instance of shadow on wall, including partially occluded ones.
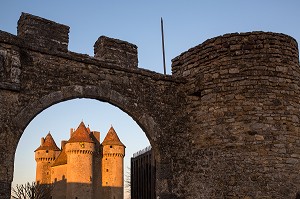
[51,177,66,199]
[51,180,123,199]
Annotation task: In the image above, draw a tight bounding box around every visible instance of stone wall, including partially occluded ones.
[0,13,300,199]
[0,37,21,91]
[172,32,300,198]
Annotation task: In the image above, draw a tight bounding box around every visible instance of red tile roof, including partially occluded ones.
[35,132,60,152]
[101,126,125,147]
[68,121,94,143]
[51,149,67,167]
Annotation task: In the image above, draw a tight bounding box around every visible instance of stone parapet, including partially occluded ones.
[94,36,138,68]
[17,12,69,52]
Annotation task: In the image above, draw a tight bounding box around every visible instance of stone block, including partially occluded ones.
[17,12,69,52]
[94,36,138,68]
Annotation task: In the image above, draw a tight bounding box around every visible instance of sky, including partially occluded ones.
[1,0,300,197]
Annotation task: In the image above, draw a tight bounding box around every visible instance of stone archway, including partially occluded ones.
[14,94,154,199]
[14,85,160,146]
[0,13,186,199]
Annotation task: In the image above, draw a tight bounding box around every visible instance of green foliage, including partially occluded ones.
[11,182,54,199]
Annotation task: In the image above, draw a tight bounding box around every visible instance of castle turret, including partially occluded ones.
[65,121,95,199]
[101,126,125,199]
[35,132,60,184]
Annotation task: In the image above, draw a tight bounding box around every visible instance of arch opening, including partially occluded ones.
[13,97,157,199]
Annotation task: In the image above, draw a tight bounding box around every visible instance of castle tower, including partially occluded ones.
[101,126,125,199]
[35,132,60,184]
[65,121,95,199]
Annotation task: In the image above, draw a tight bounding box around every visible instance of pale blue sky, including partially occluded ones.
[1,0,300,190]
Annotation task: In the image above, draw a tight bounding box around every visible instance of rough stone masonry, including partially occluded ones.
[0,13,300,199]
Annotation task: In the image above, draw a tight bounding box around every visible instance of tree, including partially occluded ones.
[124,166,131,199]
[11,182,54,199]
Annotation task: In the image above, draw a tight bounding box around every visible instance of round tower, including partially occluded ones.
[171,32,300,198]
[35,132,60,184]
[65,121,95,199]
[101,126,125,199]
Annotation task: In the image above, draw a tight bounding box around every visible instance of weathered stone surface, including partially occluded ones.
[0,13,300,199]
[17,12,69,52]
[172,31,300,198]
[94,36,138,68]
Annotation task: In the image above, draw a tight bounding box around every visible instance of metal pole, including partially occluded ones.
[161,17,166,75]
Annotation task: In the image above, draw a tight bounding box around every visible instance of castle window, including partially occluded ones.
[46,150,49,153]
[106,169,108,172]
[110,145,112,148]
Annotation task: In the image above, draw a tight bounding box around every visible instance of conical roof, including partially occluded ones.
[35,132,60,152]
[51,149,67,167]
[68,121,94,143]
[101,126,125,147]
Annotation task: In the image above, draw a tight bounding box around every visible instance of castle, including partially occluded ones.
[34,121,125,199]
[1,13,300,198]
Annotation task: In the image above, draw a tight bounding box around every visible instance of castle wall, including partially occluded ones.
[51,164,67,199]
[92,151,102,199]
[172,32,300,198]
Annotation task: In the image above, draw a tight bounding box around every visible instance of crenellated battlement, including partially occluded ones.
[15,12,138,69]
[17,12,69,52]
[94,36,138,68]
[102,153,125,158]
[35,157,56,162]
[66,149,93,155]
